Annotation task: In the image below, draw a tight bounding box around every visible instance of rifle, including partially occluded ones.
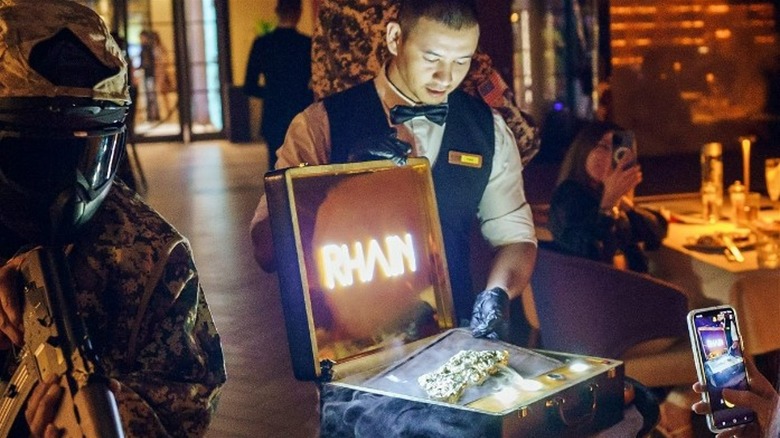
[0,246,124,437]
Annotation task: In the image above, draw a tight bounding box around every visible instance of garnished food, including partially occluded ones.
[418,350,509,403]
[696,235,722,247]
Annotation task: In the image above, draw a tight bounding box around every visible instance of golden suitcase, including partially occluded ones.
[264,159,625,437]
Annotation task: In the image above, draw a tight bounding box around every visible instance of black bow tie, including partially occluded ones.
[389,103,449,126]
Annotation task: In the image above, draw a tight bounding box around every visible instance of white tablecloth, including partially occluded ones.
[638,193,780,356]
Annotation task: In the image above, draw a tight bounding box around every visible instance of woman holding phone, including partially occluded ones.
[548,121,667,273]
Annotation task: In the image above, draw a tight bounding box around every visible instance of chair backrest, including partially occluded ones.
[530,244,689,359]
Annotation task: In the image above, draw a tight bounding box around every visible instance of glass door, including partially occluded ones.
[180,0,225,140]
[126,0,181,140]
[121,0,225,142]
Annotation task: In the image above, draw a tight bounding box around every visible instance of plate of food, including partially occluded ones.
[684,232,756,253]
[752,218,780,235]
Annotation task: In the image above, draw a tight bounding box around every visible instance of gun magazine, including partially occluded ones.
[0,357,37,437]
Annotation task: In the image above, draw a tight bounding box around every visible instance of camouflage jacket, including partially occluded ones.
[3,183,226,437]
[312,0,540,165]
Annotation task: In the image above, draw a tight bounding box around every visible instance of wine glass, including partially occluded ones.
[766,158,780,206]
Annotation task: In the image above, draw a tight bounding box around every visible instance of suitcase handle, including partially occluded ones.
[545,383,598,427]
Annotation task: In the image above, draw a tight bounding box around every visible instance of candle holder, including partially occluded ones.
[739,135,756,192]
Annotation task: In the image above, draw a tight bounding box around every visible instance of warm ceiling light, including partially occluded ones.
[707,4,730,14]
[715,29,732,39]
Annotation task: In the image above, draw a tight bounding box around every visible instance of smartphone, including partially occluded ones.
[611,130,636,169]
[687,305,755,433]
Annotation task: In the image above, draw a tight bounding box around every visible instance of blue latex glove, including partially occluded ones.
[469,287,510,340]
[347,128,412,166]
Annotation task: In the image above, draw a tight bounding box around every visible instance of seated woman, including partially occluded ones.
[548,121,667,273]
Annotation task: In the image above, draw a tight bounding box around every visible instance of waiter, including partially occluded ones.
[250,0,537,341]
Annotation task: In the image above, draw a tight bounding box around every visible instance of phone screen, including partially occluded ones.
[689,306,755,430]
[611,130,636,169]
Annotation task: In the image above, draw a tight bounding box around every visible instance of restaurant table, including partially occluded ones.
[636,193,780,357]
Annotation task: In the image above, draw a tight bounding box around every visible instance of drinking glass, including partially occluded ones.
[744,192,761,225]
[766,158,780,204]
[756,233,780,269]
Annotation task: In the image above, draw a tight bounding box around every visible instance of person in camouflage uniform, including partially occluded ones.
[0,1,225,436]
[311,0,540,165]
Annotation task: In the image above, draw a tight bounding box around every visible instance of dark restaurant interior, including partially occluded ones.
[7,0,780,437]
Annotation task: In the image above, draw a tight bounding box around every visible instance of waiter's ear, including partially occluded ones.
[386,22,401,56]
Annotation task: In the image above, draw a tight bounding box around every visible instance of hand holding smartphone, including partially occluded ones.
[687,305,756,433]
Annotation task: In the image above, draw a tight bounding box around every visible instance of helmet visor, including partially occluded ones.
[0,126,125,198]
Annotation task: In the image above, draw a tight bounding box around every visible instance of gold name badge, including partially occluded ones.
[448,151,483,168]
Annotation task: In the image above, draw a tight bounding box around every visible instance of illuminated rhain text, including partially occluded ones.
[320,233,417,289]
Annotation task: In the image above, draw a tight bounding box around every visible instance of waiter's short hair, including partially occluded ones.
[276,0,302,19]
[397,0,479,33]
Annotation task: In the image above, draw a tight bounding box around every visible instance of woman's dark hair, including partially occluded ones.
[556,120,623,187]
[397,0,479,33]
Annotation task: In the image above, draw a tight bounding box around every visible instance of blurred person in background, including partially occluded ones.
[548,121,668,273]
[244,0,313,170]
[149,30,175,120]
[139,29,159,122]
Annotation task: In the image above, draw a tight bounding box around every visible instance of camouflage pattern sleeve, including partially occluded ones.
[113,241,226,437]
[461,52,540,166]
[69,184,226,438]
[311,0,540,165]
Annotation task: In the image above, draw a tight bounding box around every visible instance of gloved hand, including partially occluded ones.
[347,128,412,166]
[469,287,510,340]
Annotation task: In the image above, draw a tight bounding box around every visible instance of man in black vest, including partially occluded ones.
[251,0,537,341]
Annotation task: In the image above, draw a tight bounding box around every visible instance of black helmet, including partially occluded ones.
[0,0,131,245]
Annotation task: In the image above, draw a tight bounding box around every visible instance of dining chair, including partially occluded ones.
[529,242,698,388]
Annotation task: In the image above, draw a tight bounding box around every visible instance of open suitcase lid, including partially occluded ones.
[265,158,456,381]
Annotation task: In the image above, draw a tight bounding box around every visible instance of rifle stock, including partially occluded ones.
[0,247,124,437]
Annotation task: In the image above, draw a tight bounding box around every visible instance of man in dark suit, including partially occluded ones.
[244,0,313,169]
